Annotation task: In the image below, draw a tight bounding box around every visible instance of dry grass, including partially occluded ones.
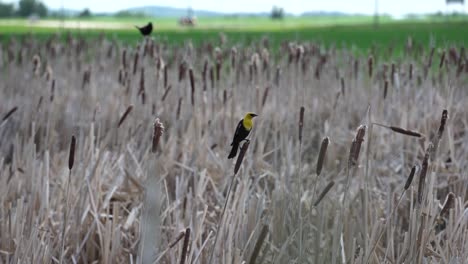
[0,35,467,264]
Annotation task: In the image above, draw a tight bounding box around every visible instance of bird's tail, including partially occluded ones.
[228,142,239,159]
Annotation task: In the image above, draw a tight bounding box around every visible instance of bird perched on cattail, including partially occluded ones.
[135,22,153,36]
[228,112,258,159]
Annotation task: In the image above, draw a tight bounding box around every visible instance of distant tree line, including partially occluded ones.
[0,0,47,17]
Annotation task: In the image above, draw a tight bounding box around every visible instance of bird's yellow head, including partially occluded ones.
[244,112,258,120]
[242,112,258,130]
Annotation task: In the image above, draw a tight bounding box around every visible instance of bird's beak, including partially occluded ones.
[251,114,258,117]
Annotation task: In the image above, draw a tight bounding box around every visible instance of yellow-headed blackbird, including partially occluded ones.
[228,112,257,159]
[135,22,153,36]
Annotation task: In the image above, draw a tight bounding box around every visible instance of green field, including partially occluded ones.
[0,16,467,53]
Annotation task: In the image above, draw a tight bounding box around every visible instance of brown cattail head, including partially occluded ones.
[348,125,366,167]
[118,105,133,127]
[409,63,413,80]
[132,51,139,75]
[139,68,145,94]
[215,61,221,81]
[383,79,389,99]
[437,109,448,140]
[389,126,423,138]
[440,192,455,218]
[298,106,305,143]
[417,144,433,205]
[2,106,18,122]
[161,85,172,101]
[180,228,191,264]
[50,79,55,102]
[274,67,281,87]
[32,54,41,76]
[295,45,304,64]
[68,135,76,170]
[248,224,269,264]
[261,86,270,107]
[231,47,237,69]
[427,47,435,68]
[368,56,373,78]
[390,63,396,86]
[340,77,345,96]
[404,165,417,190]
[316,137,330,176]
[176,98,183,120]
[189,68,195,106]
[313,181,335,207]
[439,50,446,69]
[152,118,164,153]
[202,60,208,91]
[178,61,187,82]
[163,65,168,88]
[234,140,250,174]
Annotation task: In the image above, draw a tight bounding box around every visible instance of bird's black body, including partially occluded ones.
[136,22,153,36]
[228,120,251,159]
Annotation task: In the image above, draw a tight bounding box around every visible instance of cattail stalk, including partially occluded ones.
[210,140,250,264]
[161,85,172,101]
[373,122,423,138]
[298,107,305,143]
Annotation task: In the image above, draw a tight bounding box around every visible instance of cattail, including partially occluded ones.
[152,118,164,153]
[439,50,446,69]
[417,144,432,205]
[348,125,366,167]
[262,48,270,73]
[178,61,187,82]
[68,136,76,171]
[383,80,388,99]
[161,85,172,101]
[139,68,145,95]
[216,61,221,81]
[390,63,396,86]
[32,54,41,76]
[340,77,345,96]
[409,63,413,80]
[440,192,455,218]
[189,68,195,106]
[427,47,435,68]
[404,165,417,190]
[169,231,186,249]
[298,107,305,142]
[180,228,190,264]
[368,56,373,78]
[354,59,359,79]
[374,123,423,138]
[316,137,330,176]
[50,79,55,102]
[133,51,139,75]
[209,65,215,89]
[163,65,168,88]
[231,47,237,69]
[121,49,127,69]
[118,105,133,127]
[274,67,281,87]
[437,109,448,140]
[234,140,250,174]
[37,96,43,110]
[2,106,18,122]
[248,224,269,264]
[261,86,270,107]
[202,60,208,91]
[295,45,304,64]
[313,181,335,207]
[176,98,183,120]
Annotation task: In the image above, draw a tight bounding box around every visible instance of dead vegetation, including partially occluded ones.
[0,34,467,263]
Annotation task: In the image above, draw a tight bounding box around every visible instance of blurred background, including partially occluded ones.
[0,0,466,49]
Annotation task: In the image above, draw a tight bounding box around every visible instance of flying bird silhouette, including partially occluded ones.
[135,22,153,36]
